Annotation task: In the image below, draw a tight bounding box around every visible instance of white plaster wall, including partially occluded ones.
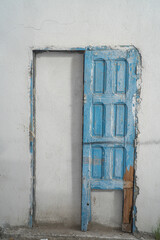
[35,52,83,226]
[0,0,160,232]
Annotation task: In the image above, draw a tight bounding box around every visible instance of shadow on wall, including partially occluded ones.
[70,52,84,227]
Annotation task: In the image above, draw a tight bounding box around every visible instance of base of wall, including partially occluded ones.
[1,224,154,240]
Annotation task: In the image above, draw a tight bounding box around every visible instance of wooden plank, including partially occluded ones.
[122,166,134,232]
[123,189,133,224]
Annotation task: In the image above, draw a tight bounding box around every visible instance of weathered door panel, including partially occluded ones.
[81,48,139,232]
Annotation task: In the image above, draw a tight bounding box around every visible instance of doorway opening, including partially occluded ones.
[30,47,140,232]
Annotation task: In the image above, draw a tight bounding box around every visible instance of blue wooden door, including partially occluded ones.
[81,47,140,232]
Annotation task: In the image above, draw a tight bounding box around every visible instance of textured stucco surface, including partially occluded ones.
[0,0,160,232]
[35,52,83,226]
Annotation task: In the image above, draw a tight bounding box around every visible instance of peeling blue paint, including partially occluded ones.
[29,59,35,228]
[81,47,141,232]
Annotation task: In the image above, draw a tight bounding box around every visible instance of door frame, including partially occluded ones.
[29,46,141,232]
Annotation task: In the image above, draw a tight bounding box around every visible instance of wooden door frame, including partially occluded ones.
[29,46,141,232]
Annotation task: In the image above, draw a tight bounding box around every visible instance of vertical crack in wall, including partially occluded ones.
[29,51,36,227]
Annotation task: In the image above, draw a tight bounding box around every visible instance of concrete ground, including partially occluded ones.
[0,223,154,240]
